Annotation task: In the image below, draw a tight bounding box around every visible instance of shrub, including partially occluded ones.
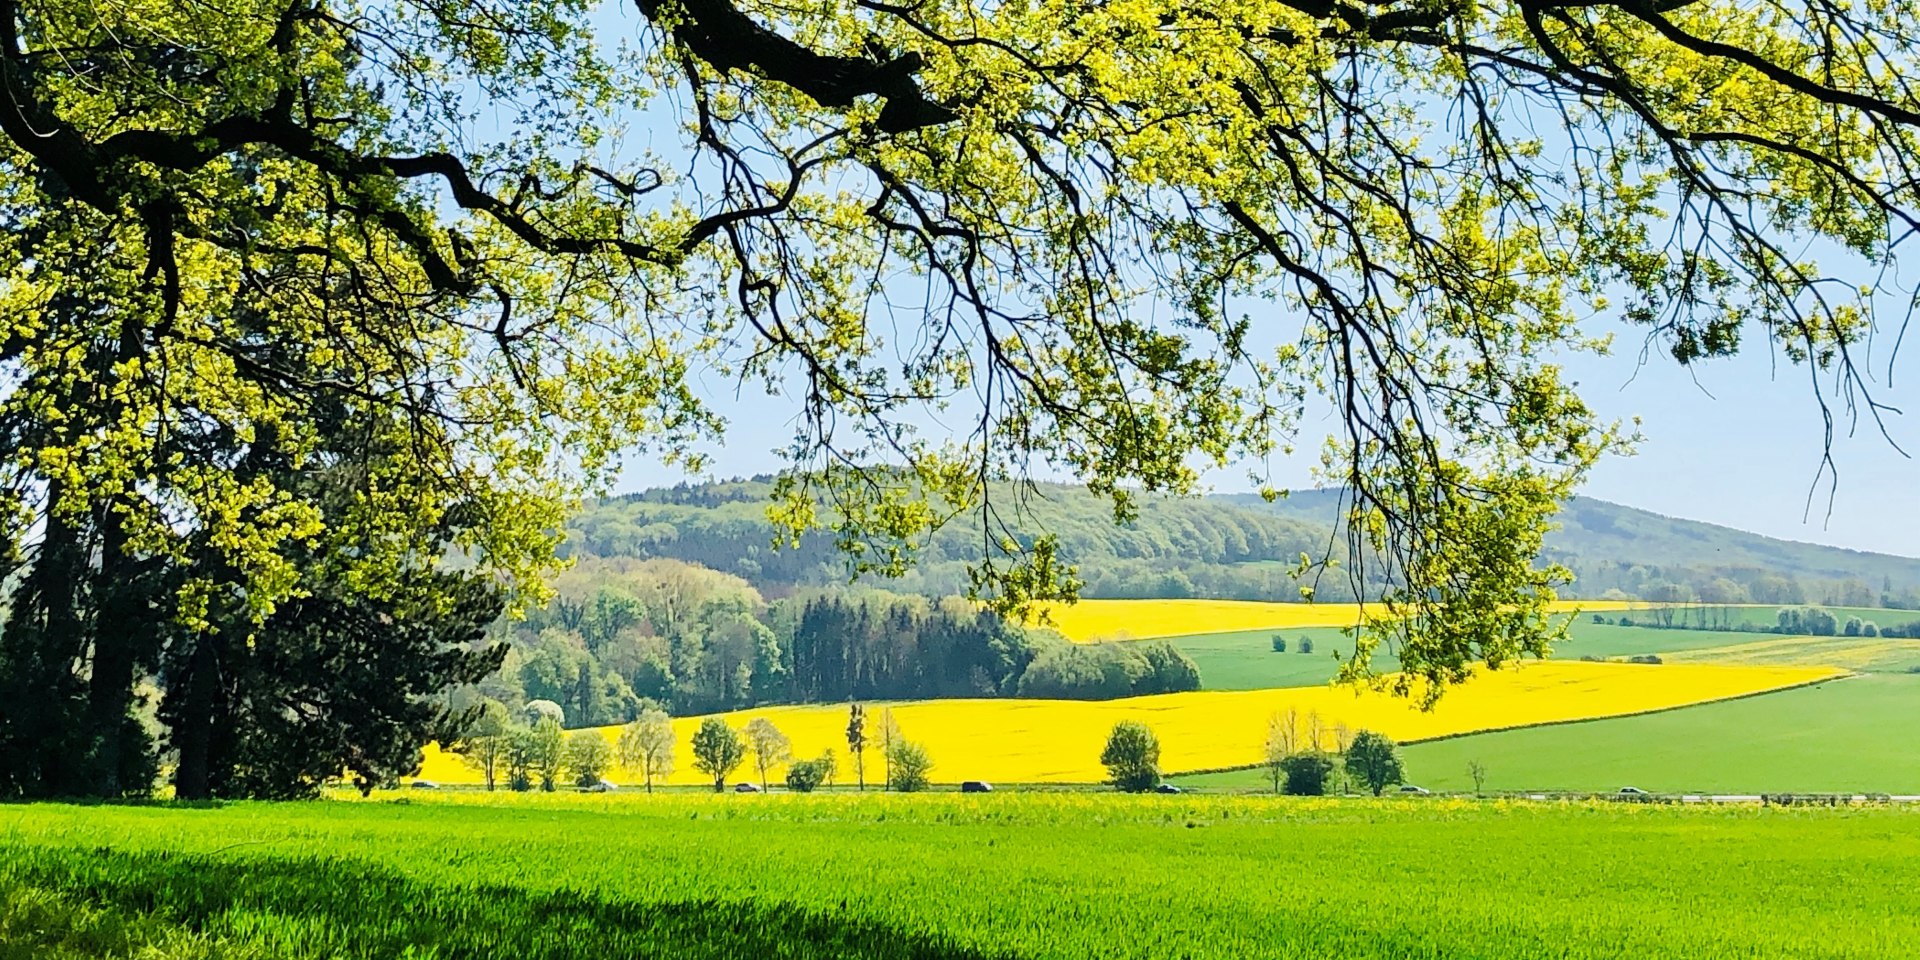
[1281,752,1335,796]
[785,759,829,793]
[1100,720,1162,792]
[564,731,612,788]
[1298,637,1315,655]
[1271,636,1287,653]
[887,741,934,793]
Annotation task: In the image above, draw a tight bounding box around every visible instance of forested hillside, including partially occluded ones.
[580,480,1920,609]
[568,479,1344,601]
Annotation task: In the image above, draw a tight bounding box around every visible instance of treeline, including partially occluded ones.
[1556,566,1920,613]
[463,556,1203,729]
[1597,605,1920,638]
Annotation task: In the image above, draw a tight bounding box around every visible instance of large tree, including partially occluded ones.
[1,0,1914,802]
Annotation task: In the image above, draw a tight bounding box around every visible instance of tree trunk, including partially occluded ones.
[84,502,137,797]
[169,633,222,801]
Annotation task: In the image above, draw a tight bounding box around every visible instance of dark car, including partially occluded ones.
[734,782,762,793]
[960,780,994,793]
[1153,783,1183,795]
[1398,784,1431,795]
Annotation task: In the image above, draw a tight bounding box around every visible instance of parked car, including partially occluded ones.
[1398,784,1431,795]
[960,780,994,793]
[734,782,762,793]
[1153,783,1183,795]
[409,780,439,790]
[1618,786,1649,796]
[585,779,618,793]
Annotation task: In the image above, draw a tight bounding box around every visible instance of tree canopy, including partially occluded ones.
[3,0,1915,802]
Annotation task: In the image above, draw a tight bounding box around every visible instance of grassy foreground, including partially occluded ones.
[3,793,1916,959]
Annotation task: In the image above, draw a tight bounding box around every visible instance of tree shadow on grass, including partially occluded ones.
[4,847,1015,960]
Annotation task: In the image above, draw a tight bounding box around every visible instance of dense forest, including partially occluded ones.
[461,556,1202,729]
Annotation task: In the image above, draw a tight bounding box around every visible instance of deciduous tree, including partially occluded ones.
[744,717,793,789]
[617,708,677,794]
[7,0,1920,799]
[1100,721,1162,793]
[1344,731,1405,797]
[691,718,747,792]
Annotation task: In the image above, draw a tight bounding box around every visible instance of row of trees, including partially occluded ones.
[459,703,942,794]
[1096,718,1403,797]
[1599,605,1920,639]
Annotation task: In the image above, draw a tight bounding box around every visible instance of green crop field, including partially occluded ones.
[4,795,1919,959]
[1176,674,1920,795]
[1162,626,1367,689]
[1174,620,1803,691]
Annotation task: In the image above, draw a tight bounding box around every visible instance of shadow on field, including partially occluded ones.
[4,847,1013,959]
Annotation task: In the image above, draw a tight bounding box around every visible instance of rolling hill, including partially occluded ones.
[580,479,1920,608]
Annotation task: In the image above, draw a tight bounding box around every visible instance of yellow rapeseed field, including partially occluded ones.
[1026,598,1652,643]
[417,660,1839,786]
[1664,635,1920,672]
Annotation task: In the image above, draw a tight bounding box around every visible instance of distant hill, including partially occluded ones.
[1222,490,1920,608]
[573,479,1920,609]
[567,478,1341,601]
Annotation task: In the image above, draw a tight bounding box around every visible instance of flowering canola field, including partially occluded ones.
[1027,597,1650,642]
[1663,635,1920,673]
[418,660,1838,786]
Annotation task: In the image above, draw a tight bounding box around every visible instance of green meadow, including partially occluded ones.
[4,795,1919,959]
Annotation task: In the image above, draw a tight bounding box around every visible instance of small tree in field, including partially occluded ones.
[1298,637,1314,655]
[745,717,793,788]
[1262,711,1297,794]
[887,740,934,792]
[1467,760,1487,796]
[1100,720,1161,792]
[565,731,612,788]
[455,699,512,791]
[691,718,746,792]
[616,707,675,793]
[816,748,838,788]
[1344,730,1404,796]
[878,708,903,791]
[525,718,566,792]
[1271,635,1286,653]
[1281,752,1335,796]
[846,704,868,791]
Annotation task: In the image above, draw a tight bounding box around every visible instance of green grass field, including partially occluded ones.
[1166,626,1367,689]
[1175,674,1920,794]
[1176,619,1813,691]
[3,795,1918,959]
